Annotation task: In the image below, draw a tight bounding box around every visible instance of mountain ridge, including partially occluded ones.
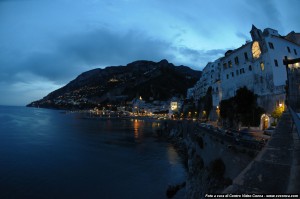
[27,59,201,109]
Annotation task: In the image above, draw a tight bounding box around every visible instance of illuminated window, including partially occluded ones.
[228,61,232,68]
[268,42,274,49]
[252,41,261,59]
[287,47,291,53]
[274,59,278,67]
[171,102,178,111]
[260,62,265,71]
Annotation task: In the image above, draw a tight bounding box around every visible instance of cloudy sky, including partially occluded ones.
[1,0,300,105]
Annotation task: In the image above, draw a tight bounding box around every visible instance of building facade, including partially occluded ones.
[190,25,300,113]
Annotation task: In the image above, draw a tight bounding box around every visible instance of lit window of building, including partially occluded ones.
[228,60,232,68]
[260,62,265,71]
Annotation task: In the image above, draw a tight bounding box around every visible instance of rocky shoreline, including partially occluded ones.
[157,120,258,199]
[68,113,258,199]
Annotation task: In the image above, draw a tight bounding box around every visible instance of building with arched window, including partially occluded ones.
[189,25,300,114]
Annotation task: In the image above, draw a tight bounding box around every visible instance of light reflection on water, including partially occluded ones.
[0,106,186,199]
[133,119,140,139]
[167,145,180,165]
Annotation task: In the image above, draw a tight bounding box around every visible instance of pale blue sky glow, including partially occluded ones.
[0,0,300,105]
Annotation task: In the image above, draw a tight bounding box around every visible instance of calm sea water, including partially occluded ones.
[0,106,186,199]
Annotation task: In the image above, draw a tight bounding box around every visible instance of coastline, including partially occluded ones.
[26,106,265,198]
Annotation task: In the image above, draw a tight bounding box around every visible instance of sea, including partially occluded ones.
[0,106,186,199]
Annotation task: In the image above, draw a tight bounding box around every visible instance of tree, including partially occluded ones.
[271,105,284,124]
[234,86,258,127]
[220,98,235,127]
[220,86,264,128]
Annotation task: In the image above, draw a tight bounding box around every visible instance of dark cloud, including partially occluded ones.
[0,29,175,84]
[260,0,283,31]
[59,29,174,68]
[176,46,227,67]
[178,47,226,58]
[1,0,299,106]
[236,32,250,41]
[202,49,227,57]
[0,0,30,1]
[245,0,283,31]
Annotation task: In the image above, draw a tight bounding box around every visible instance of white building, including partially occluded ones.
[186,88,195,99]
[168,97,183,118]
[191,25,300,113]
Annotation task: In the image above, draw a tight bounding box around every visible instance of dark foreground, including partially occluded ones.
[224,111,300,194]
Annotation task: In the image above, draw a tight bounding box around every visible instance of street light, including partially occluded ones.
[216,106,220,125]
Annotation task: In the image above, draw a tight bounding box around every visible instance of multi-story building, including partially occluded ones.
[190,25,300,114]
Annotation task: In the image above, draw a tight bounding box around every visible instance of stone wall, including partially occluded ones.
[288,67,300,111]
[184,128,257,199]
[158,121,256,199]
[257,93,285,113]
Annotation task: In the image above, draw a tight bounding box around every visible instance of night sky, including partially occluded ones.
[1,0,300,105]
